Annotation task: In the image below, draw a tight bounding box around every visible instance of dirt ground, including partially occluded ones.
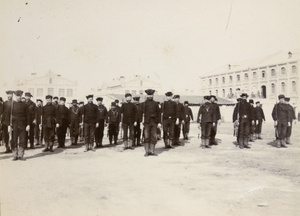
[0,122,299,216]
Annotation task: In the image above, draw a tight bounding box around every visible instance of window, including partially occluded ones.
[139,90,143,95]
[215,78,218,85]
[244,73,248,81]
[281,82,285,92]
[271,69,276,77]
[209,90,212,95]
[216,90,218,96]
[271,83,275,94]
[28,88,34,96]
[281,67,286,75]
[49,78,52,84]
[132,90,137,95]
[229,76,232,83]
[48,88,54,95]
[292,65,297,74]
[292,81,296,92]
[59,89,65,97]
[222,89,225,97]
[262,70,266,78]
[253,72,257,79]
[222,77,225,84]
[209,79,212,86]
[237,74,240,81]
[37,88,43,97]
[67,89,73,97]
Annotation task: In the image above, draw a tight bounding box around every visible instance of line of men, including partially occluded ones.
[232,93,296,149]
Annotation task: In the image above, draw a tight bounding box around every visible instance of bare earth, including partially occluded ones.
[0,122,299,216]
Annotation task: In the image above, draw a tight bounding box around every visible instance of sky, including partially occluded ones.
[0,0,300,95]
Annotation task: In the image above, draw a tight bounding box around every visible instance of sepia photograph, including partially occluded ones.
[0,0,299,215]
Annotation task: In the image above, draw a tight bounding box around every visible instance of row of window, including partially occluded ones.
[208,81,297,98]
[32,88,73,97]
[209,65,297,85]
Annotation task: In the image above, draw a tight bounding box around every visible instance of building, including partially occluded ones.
[199,50,300,108]
[16,71,78,102]
[94,75,161,95]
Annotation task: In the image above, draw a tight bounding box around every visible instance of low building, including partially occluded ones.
[15,71,78,102]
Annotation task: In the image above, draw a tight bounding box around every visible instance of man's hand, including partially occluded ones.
[33,119,36,125]
[39,124,42,129]
[157,123,161,128]
[56,123,60,128]
[175,119,179,125]
[26,125,30,132]
[134,122,137,127]
[288,122,291,127]
[212,122,216,127]
[8,125,12,133]
[274,121,277,127]
[251,120,255,125]
[96,123,99,128]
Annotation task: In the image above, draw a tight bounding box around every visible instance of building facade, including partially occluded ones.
[199,51,299,106]
[16,71,78,102]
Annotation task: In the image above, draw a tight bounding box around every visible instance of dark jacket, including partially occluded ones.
[140,99,161,124]
[1,99,13,126]
[35,106,43,125]
[135,103,143,123]
[183,106,194,122]
[232,100,253,123]
[255,107,265,121]
[80,103,99,124]
[56,105,70,126]
[286,104,296,123]
[211,102,221,122]
[107,108,121,124]
[120,102,137,125]
[176,103,185,121]
[42,103,57,128]
[161,100,178,120]
[97,104,108,122]
[69,105,81,122]
[197,102,216,123]
[25,100,36,123]
[272,103,290,123]
[11,101,30,126]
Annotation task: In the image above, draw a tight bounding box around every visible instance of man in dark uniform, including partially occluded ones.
[249,99,256,142]
[209,95,221,145]
[78,101,84,142]
[254,101,265,139]
[161,92,178,148]
[25,92,36,149]
[233,98,241,145]
[0,97,3,146]
[115,99,122,140]
[197,96,216,149]
[69,99,80,145]
[35,99,43,146]
[41,95,57,152]
[1,90,14,153]
[52,96,59,107]
[232,93,253,149]
[272,95,291,148]
[284,97,296,144]
[120,93,137,150]
[95,97,108,148]
[107,102,121,145]
[80,95,99,152]
[140,89,161,156]
[10,90,30,161]
[173,95,184,145]
[56,97,70,148]
[133,96,142,146]
[182,101,193,140]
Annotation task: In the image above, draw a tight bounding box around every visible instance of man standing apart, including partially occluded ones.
[209,95,221,145]
[80,95,99,152]
[69,99,80,145]
[25,92,36,149]
[254,101,265,139]
[141,89,161,156]
[173,95,184,145]
[120,93,137,150]
[284,97,296,144]
[232,93,253,149]
[107,102,121,145]
[11,90,30,160]
[56,97,70,148]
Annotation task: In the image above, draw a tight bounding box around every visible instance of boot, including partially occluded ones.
[243,138,251,148]
[35,138,40,146]
[238,137,244,149]
[258,134,262,140]
[149,144,157,156]
[128,140,134,150]
[137,136,141,146]
[114,135,118,145]
[84,143,89,152]
[12,148,18,161]
[70,137,74,145]
[169,139,174,148]
[249,134,254,142]
[201,139,205,149]
[75,135,78,145]
[90,143,95,151]
[205,139,211,148]
[42,142,50,152]
[49,142,54,152]
[280,139,287,148]
[286,137,291,144]
[18,147,26,160]
[124,140,128,149]
[276,139,281,148]
[109,136,113,145]
[164,139,168,148]
[144,143,150,157]
[133,139,136,146]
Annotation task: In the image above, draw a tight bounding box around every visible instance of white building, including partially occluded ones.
[199,50,300,110]
[16,71,78,102]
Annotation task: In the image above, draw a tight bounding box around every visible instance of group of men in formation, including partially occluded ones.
[232,93,296,149]
[0,89,297,161]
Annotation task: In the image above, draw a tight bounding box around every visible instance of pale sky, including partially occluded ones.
[1,0,300,95]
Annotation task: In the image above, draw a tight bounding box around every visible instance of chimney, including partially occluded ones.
[288,51,292,58]
[228,64,231,70]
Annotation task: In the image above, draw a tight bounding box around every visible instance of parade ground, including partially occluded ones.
[0,122,299,216]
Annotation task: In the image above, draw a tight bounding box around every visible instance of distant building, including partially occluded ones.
[95,75,161,95]
[199,50,299,107]
[16,71,78,101]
